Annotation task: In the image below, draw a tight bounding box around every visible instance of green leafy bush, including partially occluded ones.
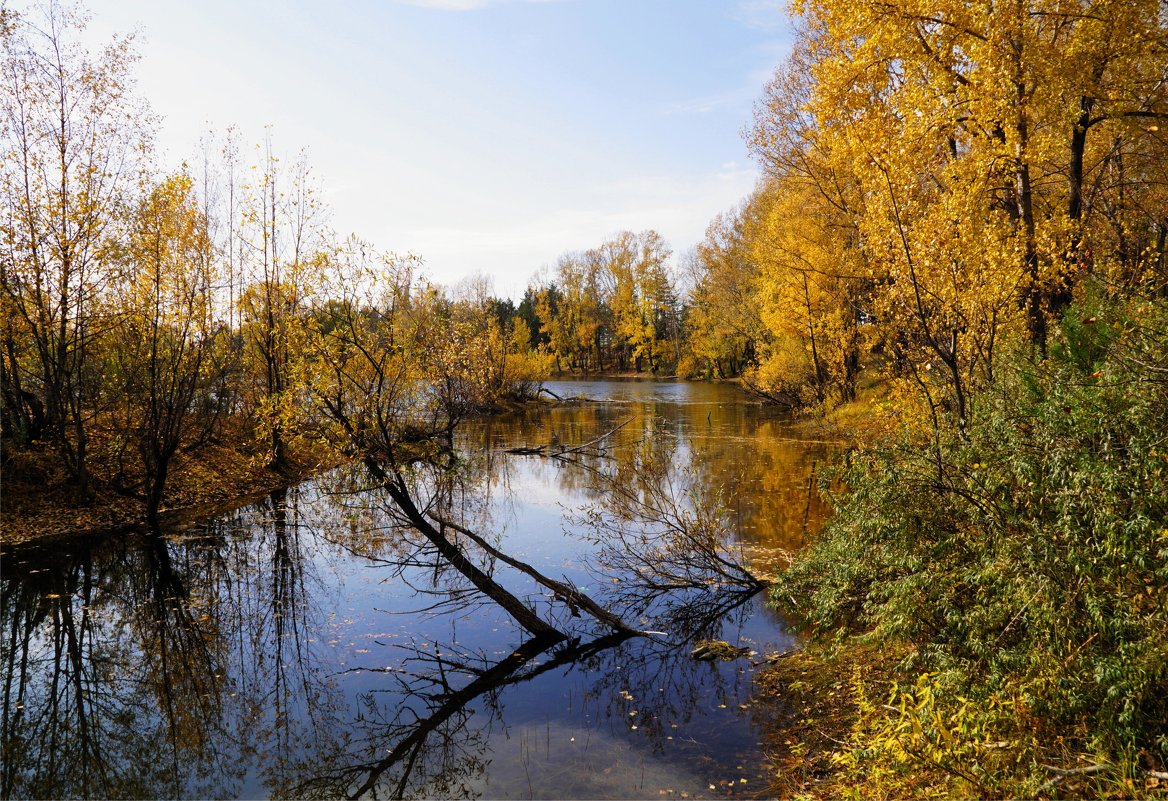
[776,291,1168,791]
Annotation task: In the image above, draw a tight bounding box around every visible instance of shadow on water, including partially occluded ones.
[1,380,835,799]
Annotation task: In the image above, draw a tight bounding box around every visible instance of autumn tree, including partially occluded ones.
[555,250,611,371]
[237,139,326,468]
[742,0,1167,426]
[513,287,545,351]
[602,230,674,373]
[302,238,426,459]
[1,0,151,496]
[425,278,553,422]
[746,179,866,408]
[420,287,508,432]
[117,172,218,527]
[529,230,680,375]
[684,205,762,379]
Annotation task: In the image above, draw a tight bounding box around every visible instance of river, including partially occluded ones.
[0,379,833,799]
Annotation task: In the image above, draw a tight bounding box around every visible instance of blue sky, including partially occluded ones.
[83,0,793,298]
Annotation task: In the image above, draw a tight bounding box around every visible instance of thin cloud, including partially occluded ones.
[392,0,488,8]
[664,88,753,116]
[391,0,564,9]
[734,0,787,30]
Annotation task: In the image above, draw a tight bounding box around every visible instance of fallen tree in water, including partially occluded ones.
[307,267,770,646]
[359,453,641,640]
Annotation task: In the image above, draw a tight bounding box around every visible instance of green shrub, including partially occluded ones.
[776,290,1168,790]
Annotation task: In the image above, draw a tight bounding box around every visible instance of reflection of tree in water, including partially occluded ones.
[0,534,243,798]
[297,631,637,799]
[287,433,779,799]
[479,396,833,558]
[574,598,763,753]
[193,486,352,797]
[0,486,351,799]
[287,589,764,799]
[127,535,228,794]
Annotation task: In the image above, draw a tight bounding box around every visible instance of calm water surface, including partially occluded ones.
[1,380,832,799]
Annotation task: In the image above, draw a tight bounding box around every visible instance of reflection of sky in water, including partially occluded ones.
[1,381,831,800]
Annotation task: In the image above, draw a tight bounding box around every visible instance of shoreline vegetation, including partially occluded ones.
[1,393,549,546]
[3,1,1167,799]
[0,372,796,547]
[1,433,330,547]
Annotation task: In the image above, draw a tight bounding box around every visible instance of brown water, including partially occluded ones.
[0,379,833,799]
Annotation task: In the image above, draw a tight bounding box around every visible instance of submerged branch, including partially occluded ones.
[504,418,632,458]
[427,513,641,636]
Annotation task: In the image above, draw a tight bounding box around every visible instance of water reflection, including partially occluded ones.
[1,381,833,799]
[1,533,236,799]
[479,379,832,563]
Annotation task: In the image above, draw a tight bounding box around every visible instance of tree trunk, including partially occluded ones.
[369,459,566,642]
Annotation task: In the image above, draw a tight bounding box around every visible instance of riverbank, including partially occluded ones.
[764,371,895,447]
[0,394,558,546]
[0,438,333,546]
[757,644,1168,800]
[755,646,885,798]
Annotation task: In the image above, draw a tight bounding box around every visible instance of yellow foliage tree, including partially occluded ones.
[746,0,1167,423]
[685,206,763,379]
[119,172,217,526]
[236,142,326,467]
[1,1,152,496]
